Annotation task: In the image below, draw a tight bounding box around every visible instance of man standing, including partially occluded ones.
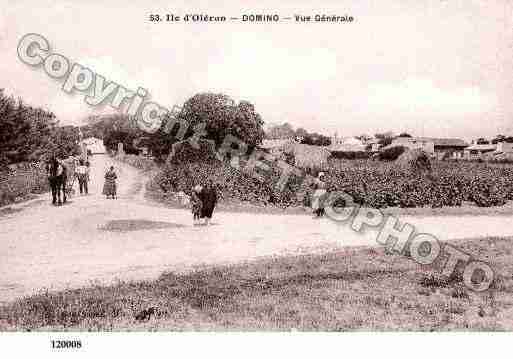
[75,159,89,195]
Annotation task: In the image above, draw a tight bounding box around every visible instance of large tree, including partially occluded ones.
[301,132,331,146]
[177,93,265,148]
[491,134,513,144]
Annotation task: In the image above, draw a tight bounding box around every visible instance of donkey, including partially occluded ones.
[46,158,67,205]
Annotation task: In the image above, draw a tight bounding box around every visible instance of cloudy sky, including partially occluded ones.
[1,0,512,140]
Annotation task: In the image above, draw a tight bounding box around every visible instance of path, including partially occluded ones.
[1,154,513,303]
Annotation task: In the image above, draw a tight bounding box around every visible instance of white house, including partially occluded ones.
[463,144,496,159]
[81,137,106,154]
[329,135,366,152]
[495,142,513,154]
[385,137,468,159]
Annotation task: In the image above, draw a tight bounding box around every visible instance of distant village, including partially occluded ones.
[79,123,513,166]
[260,124,513,165]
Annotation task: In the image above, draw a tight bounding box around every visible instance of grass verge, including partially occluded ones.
[1,236,512,331]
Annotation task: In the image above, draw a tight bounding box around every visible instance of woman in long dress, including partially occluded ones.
[103,166,117,199]
[311,172,327,217]
[199,181,218,225]
[190,185,203,225]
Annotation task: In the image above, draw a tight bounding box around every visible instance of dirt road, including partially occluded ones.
[2,154,513,303]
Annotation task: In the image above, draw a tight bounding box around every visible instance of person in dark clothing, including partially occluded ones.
[190,185,203,225]
[199,181,218,225]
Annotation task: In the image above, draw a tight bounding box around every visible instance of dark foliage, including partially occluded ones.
[377,146,407,161]
[0,89,80,165]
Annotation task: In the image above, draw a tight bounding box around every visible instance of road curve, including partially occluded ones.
[1,154,513,303]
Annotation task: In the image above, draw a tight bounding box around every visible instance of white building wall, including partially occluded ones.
[496,142,513,153]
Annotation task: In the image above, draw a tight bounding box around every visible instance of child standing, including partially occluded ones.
[191,185,203,225]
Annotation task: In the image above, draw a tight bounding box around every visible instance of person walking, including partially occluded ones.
[102,166,117,199]
[199,180,218,226]
[75,160,89,195]
[311,172,327,218]
[85,161,91,184]
[190,185,203,225]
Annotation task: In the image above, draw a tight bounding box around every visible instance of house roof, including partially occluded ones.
[329,143,367,152]
[332,136,364,145]
[465,144,497,151]
[394,137,468,147]
[260,139,294,149]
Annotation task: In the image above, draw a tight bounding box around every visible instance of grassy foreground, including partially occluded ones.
[1,236,513,331]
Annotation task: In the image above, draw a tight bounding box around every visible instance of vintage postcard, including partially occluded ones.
[0,0,512,356]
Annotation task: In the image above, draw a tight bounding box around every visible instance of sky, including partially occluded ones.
[1,0,512,140]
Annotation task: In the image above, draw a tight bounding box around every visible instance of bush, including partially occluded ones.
[396,149,431,174]
[149,156,513,209]
[378,146,407,161]
[116,154,156,171]
[0,162,49,206]
[330,151,371,160]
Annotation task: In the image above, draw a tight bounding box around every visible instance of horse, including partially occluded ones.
[46,158,67,205]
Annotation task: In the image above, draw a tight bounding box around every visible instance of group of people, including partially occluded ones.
[182,172,324,225]
[188,181,219,225]
[73,158,119,200]
[48,155,325,225]
[46,155,120,203]
[75,159,118,200]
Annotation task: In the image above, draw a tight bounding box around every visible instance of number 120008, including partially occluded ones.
[51,340,82,349]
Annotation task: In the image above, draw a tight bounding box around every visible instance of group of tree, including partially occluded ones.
[490,135,513,144]
[0,89,80,169]
[265,122,331,146]
[83,93,266,162]
[374,131,397,147]
[468,135,513,145]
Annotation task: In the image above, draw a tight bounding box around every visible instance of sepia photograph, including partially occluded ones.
[0,0,512,356]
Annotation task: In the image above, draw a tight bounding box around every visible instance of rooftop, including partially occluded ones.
[465,144,497,151]
[394,137,468,147]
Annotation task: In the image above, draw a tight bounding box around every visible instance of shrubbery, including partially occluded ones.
[330,151,371,160]
[151,157,513,209]
[0,163,49,206]
[377,145,407,161]
[116,154,156,172]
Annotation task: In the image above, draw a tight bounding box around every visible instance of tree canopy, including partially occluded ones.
[0,89,80,167]
[82,92,266,161]
[491,134,513,144]
[265,122,331,146]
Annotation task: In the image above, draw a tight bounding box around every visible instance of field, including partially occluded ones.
[1,236,512,331]
[150,157,513,211]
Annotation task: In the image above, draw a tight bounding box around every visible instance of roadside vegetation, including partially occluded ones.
[1,236,511,331]
[149,154,513,211]
[0,162,49,206]
[0,89,81,206]
[79,91,513,213]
